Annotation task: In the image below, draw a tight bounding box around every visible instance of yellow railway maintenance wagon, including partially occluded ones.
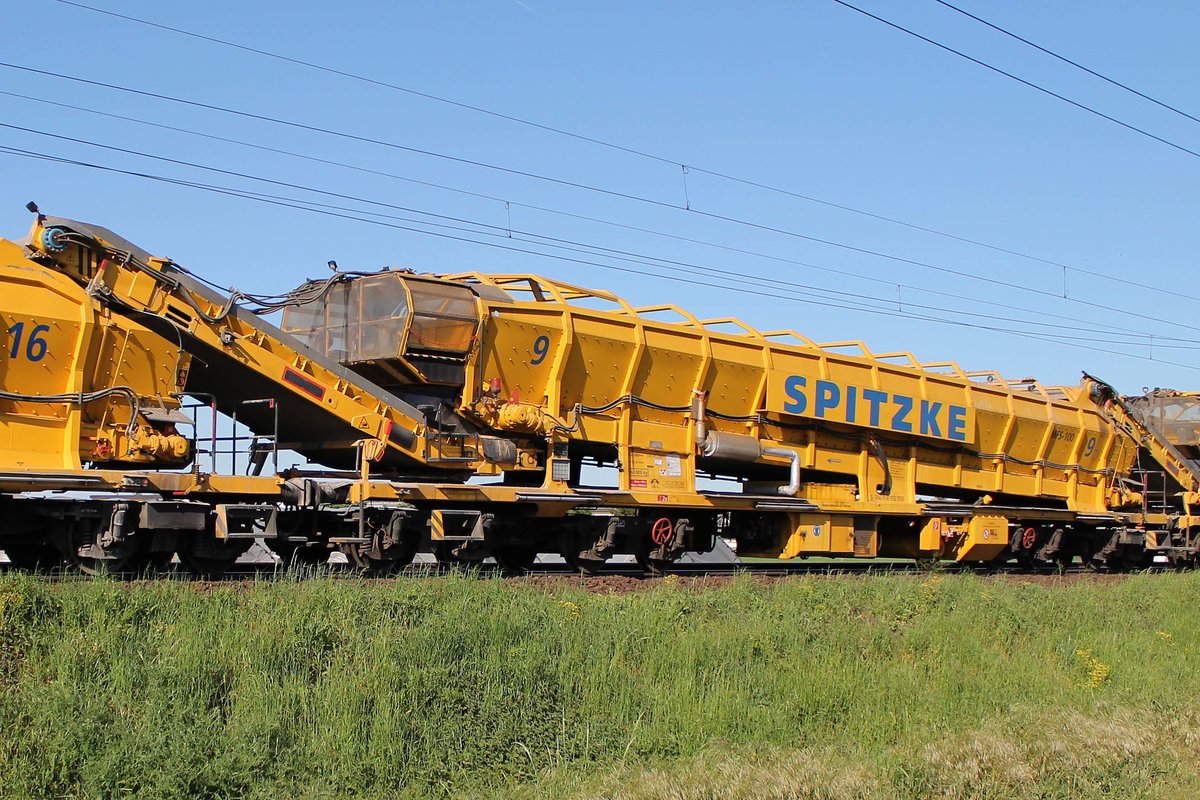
[279,269,1150,570]
[0,213,1181,575]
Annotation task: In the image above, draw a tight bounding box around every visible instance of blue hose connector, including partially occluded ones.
[40,227,66,252]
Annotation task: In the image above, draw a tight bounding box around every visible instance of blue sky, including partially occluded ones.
[2,0,1198,394]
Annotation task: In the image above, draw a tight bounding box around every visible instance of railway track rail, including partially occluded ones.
[0,545,1154,583]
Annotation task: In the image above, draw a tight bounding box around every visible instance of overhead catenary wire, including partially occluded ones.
[0,87,1179,344]
[48,0,683,168]
[1,70,1180,326]
[0,63,1194,335]
[932,0,1200,128]
[6,142,1183,370]
[2,122,1196,347]
[4,115,1196,341]
[830,0,1200,162]
[4,69,1198,316]
[16,142,920,327]
[291,201,1200,347]
[36,2,1200,307]
[3,143,1198,374]
[0,140,1102,340]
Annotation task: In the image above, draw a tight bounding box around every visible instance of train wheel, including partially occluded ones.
[177,537,251,579]
[339,531,419,577]
[62,550,160,576]
[433,540,462,569]
[636,518,675,576]
[271,541,330,569]
[2,540,64,571]
[1013,527,1038,571]
[127,551,175,576]
[1075,537,1101,571]
[562,548,600,576]
[52,521,156,576]
[493,546,538,576]
[559,528,604,576]
[634,541,671,576]
[635,553,669,577]
[176,552,234,579]
[433,540,489,570]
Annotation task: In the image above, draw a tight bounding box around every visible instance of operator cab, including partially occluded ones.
[281,271,484,388]
[1129,390,1200,474]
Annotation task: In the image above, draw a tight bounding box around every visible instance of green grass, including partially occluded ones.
[1,571,1198,799]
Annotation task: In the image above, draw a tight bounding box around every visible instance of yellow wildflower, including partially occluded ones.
[1074,647,1111,689]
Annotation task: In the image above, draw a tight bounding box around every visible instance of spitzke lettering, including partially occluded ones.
[781,376,968,441]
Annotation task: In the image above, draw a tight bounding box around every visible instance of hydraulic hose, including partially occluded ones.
[0,386,141,436]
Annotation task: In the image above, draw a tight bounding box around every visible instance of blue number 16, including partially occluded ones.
[531,335,550,365]
[7,322,50,362]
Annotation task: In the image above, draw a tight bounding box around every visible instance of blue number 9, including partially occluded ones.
[531,335,550,365]
[1083,436,1097,457]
